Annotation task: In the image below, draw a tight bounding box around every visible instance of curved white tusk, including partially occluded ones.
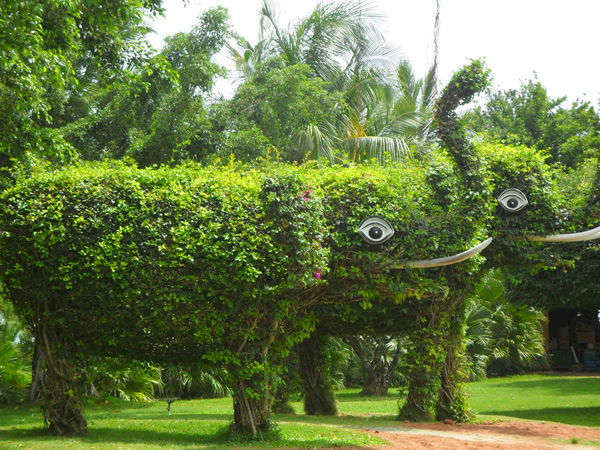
[582,230,600,241]
[527,224,600,242]
[392,237,493,269]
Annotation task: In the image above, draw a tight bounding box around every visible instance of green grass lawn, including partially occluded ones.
[0,396,390,450]
[468,373,600,427]
[1,374,599,449]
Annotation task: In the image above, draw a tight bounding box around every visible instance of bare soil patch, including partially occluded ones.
[288,419,600,450]
[370,419,600,449]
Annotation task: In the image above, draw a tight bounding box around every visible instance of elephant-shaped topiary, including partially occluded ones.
[0,62,598,437]
[293,60,600,423]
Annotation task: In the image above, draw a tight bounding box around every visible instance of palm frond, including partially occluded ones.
[294,123,339,163]
[340,135,411,163]
[259,0,300,65]
[0,320,31,404]
[85,358,162,402]
[158,364,230,399]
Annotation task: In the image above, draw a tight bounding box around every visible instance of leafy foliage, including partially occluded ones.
[0,150,495,430]
[218,61,346,162]
[63,7,232,166]
[228,1,433,164]
[475,141,566,266]
[506,245,600,310]
[466,78,600,168]
[0,160,329,434]
[0,0,164,175]
[85,358,162,402]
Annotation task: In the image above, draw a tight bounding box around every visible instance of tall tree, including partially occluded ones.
[296,60,437,162]
[0,0,164,177]
[63,7,232,167]
[466,78,600,168]
[214,59,346,163]
[228,0,435,163]
[232,0,398,88]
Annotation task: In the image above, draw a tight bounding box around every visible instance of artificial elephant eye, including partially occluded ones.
[498,188,528,212]
[358,216,394,244]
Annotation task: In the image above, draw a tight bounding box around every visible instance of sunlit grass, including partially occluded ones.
[2,374,600,449]
[468,373,600,427]
[0,396,388,449]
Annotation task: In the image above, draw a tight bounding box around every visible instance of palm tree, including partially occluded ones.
[228,36,274,81]
[486,304,548,376]
[229,1,438,163]
[235,0,399,87]
[295,59,437,162]
[464,302,493,381]
[0,312,31,404]
[464,270,549,379]
[83,358,163,402]
[157,363,230,399]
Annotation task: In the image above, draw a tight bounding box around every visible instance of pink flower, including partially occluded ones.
[314,270,322,280]
[301,189,312,202]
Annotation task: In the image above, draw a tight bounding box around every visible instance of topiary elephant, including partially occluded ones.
[0,62,598,438]
[293,60,600,422]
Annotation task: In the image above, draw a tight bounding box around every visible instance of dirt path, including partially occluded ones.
[368,419,600,449]
[292,420,600,450]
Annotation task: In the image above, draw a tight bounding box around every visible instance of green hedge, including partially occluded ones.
[0,161,328,362]
[0,143,584,432]
[0,161,334,434]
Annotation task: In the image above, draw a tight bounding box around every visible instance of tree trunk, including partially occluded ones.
[297,331,337,415]
[228,323,277,437]
[436,349,466,421]
[27,337,45,404]
[381,337,403,395]
[360,366,385,396]
[271,354,297,414]
[345,335,403,397]
[436,299,470,422]
[359,337,386,396]
[38,320,87,436]
[398,360,436,422]
[231,382,272,436]
[398,302,445,422]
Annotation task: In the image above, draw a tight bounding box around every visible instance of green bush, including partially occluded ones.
[0,160,329,434]
[0,318,31,404]
[0,291,31,405]
[0,141,580,432]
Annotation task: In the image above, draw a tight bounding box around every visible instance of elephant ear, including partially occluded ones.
[575,157,600,232]
[553,156,600,230]
[588,159,600,218]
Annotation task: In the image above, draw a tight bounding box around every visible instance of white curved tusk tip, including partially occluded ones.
[392,237,493,269]
[528,224,600,242]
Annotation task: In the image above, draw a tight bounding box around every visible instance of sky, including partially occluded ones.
[147,0,600,105]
